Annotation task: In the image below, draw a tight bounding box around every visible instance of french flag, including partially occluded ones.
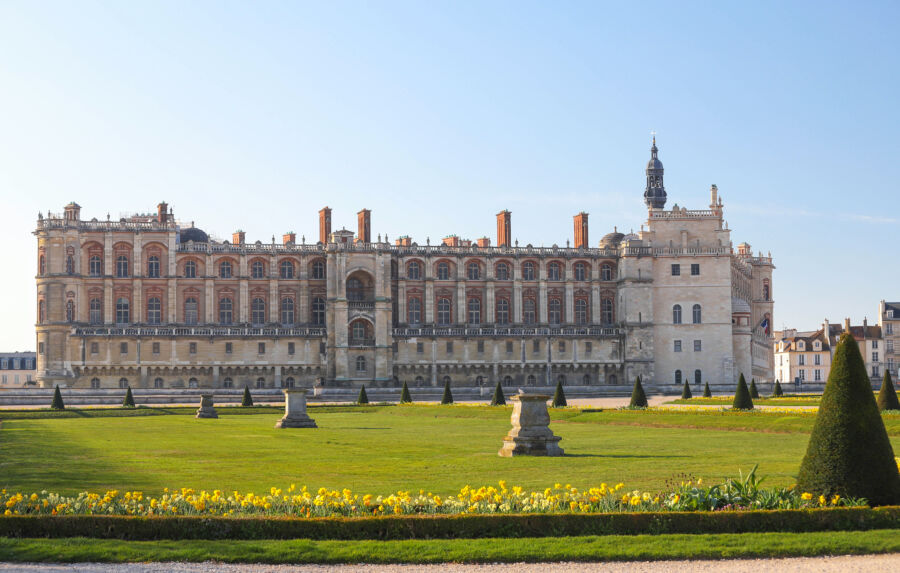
[760,317,770,335]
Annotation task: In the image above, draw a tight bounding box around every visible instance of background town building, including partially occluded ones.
[0,352,37,387]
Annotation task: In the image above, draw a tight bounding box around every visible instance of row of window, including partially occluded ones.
[411,297,614,326]
[671,264,701,276]
[409,339,593,355]
[396,373,612,386]
[46,256,328,280]
[405,261,614,281]
[91,340,324,356]
[90,376,298,389]
[672,304,702,324]
[673,370,703,384]
[673,339,703,352]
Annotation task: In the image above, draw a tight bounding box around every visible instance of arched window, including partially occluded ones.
[694,369,702,385]
[675,370,682,385]
[356,356,366,373]
[280,298,295,326]
[692,304,702,324]
[189,378,199,389]
[408,297,421,325]
[91,378,100,389]
[549,298,562,325]
[523,299,536,325]
[350,320,369,343]
[414,375,424,386]
[583,374,591,384]
[119,378,129,389]
[39,255,46,275]
[184,260,197,278]
[522,262,535,280]
[503,375,513,384]
[311,260,326,279]
[116,255,129,278]
[89,255,102,277]
[184,297,198,325]
[38,300,45,323]
[601,298,614,325]
[467,262,480,280]
[557,374,566,384]
[146,297,161,324]
[219,297,233,324]
[219,260,232,278]
[312,297,326,326]
[496,263,509,280]
[437,262,450,280]
[223,377,234,388]
[442,375,451,385]
[115,298,130,324]
[547,262,561,281]
[282,377,295,388]
[147,256,160,278]
[66,300,75,323]
[66,255,75,275]
[89,298,102,324]
[609,374,617,385]
[527,374,536,385]
[575,299,588,325]
[346,277,367,302]
[437,298,451,325]
[251,260,265,279]
[673,304,682,324]
[280,260,295,279]
[601,263,613,281]
[407,261,420,280]
[496,298,509,325]
[251,298,266,325]
[574,262,586,281]
[154,377,164,388]
[256,377,265,388]
[467,298,481,325]
[763,280,770,301]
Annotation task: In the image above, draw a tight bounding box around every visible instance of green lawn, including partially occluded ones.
[669,392,899,407]
[2,405,899,497]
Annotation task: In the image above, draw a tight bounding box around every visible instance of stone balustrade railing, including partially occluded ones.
[73,326,327,338]
[391,326,621,338]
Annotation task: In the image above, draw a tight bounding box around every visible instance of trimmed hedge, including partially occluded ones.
[703,382,712,398]
[629,377,648,408]
[681,380,692,400]
[357,386,369,405]
[773,380,784,397]
[732,374,754,410]
[123,386,135,408]
[877,370,900,412]
[441,381,453,405]
[0,507,897,541]
[400,382,413,404]
[491,381,505,406]
[552,381,567,408]
[749,379,760,400]
[241,387,254,407]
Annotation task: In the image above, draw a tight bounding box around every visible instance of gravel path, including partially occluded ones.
[1,555,898,572]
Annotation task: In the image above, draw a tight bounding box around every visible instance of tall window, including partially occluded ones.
[115,297,130,324]
[408,297,421,325]
[38,300,45,323]
[673,304,682,324]
[89,255,102,277]
[692,304,701,324]
[116,255,129,278]
[219,261,232,278]
[694,369,702,384]
[184,260,196,278]
[523,299,536,325]
[574,262,586,281]
[575,299,588,325]
[467,262,480,280]
[89,298,102,324]
[437,298,451,325]
[66,255,75,275]
[346,278,365,301]
[763,280,770,301]
[280,298,295,325]
[147,256,160,278]
[312,260,326,279]
[437,262,450,280]
[251,298,266,324]
[547,262,560,281]
[280,260,294,279]
[184,297,198,325]
[251,260,265,279]
[467,298,481,325]
[407,261,420,280]
[549,299,561,325]
[146,297,161,324]
[352,321,367,341]
[39,255,46,275]
[601,263,613,281]
[356,356,366,373]
[522,262,535,280]
[219,297,233,324]
[496,263,509,280]
[312,297,326,325]
[66,300,75,322]
[496,298,509,325]
[675,369,682,384]
[601,298,614,325]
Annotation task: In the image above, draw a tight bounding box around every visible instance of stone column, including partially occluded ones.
[498,393,563,456]
[275,389,317,428]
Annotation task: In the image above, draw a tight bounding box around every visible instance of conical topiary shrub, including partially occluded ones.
[876,370,900,412]
[797,333,900,505]
[50,385,65,410]
[242,386,254,407]
[749,378,760,399]
[400,381,413,404]
[552,380,567,408]
[703,381,712,398]
[441,380,453,405]
[629,376,648,408]
[491,380,506,406]
[357,385,369,405]
[122,386,135,408]
[681,379,692,400]
[732,373,754,410]
[773,379,784,397]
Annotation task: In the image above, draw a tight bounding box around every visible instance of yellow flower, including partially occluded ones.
[831,495,841,505]
[818,495,826,506]
[801,492,813,500]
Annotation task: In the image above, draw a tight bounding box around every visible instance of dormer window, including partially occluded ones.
[797,341,805,351]
[814,341,820,350]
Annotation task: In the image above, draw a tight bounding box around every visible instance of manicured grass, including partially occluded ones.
[669,392,899,408]
[1,529,899,563]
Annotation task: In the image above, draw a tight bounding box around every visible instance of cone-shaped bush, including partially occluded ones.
[241,386,254,407]
[50,385,65,410]
[491,380,506,406]
[732,373,754,410]
[629,376,648,408]
[400,381,413,404]
[749,378,760,399]
[797,333,900,505]
[876,370,900,412]
[357,385,369,405]
[681,379,692,400]
[703,381,712,398]
[440,380,453,405]
[773,379,784,397]
[122,386,135,408]
[552,380,567,408]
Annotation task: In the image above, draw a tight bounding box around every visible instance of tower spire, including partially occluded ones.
[643,134,667,209]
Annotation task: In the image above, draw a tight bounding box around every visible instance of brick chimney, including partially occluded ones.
[283,232,296,245]
[844,317,851,332]
[157,202,168,224]
[233,230,245,245]
[319,207,331,244]
[574,212,588,249]
[357,209,371,243]
[442,235,460,247]
[496,210,511,247]
[395,236,412,246]
[476,237,491,248]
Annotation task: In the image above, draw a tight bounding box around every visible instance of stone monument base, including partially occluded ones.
[195,393,218,419]
[275,389,318,429]
[498,393,564,457]
[499,434,564,457]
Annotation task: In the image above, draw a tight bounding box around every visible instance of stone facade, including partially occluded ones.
[33,141,775,390]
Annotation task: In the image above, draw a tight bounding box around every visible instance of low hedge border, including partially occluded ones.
[1,506,898,540]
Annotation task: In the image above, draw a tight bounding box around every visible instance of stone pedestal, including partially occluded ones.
[275,389,318,428]
[498,393,563,457]
[195,393,218,419]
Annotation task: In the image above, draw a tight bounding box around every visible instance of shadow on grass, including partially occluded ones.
[564,453,690,459]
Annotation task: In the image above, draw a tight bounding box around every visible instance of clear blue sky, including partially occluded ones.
[1,1,898,350]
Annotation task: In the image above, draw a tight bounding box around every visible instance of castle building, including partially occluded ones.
[33,140,775,390]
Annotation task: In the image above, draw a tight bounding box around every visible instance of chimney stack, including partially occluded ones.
[357,209,371,243]
[318,207,332,244]
[283,232,296,245]
[844,317,851,332]
[442,235,460,247]
[157,202,168,224]
[574,212,588,249]
[233,230,245,245]
[476,237,491,248]
[395,236,412,246]
[496,210,511,247]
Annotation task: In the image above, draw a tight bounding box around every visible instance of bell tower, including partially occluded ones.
[643,135,667,209]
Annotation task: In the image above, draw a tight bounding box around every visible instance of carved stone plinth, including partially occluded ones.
[195,394,218,419]
[498,393,563,457]
[275,389,318,428]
